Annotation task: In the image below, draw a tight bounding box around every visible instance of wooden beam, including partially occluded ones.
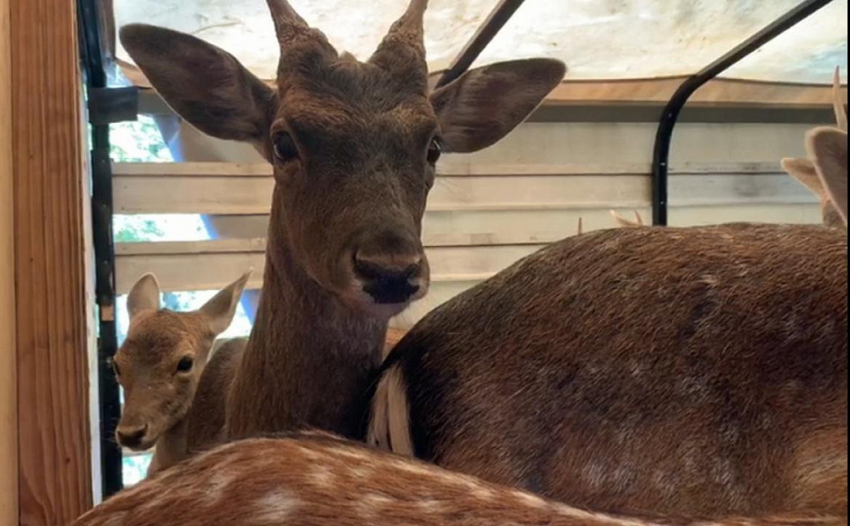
[11,0,93,523]
[111,162,815,216]
[111,199,823,295]
[0,0,18,522]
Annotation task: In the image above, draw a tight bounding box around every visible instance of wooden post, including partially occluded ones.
[11,0,93,523]
[0,0,18,523]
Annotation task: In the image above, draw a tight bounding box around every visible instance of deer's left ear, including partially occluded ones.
[127,273,161,320]
[430,58,566,153]
[199,269,253,335]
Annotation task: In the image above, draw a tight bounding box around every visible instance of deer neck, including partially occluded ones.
[150,419,188,476]
[226,193,387,441]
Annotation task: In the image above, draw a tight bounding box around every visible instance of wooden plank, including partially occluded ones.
[113,201,822,295]
[11,0,92,523]
[113,172,815,215]
[114,244,544,294]
[112,160,784,178]
[0,0,17,521]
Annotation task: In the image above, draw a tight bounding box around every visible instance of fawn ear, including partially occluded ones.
[833,66,847,131]
[200,269,253,335]
[807,127,848,227]
[782,157,828,199]
[609,210,643,228]
[127,273,161,320]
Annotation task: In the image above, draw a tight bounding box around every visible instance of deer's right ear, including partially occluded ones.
[119,24,276,154]
[200,269,253,335]
[807,127,848,226]
[781,157,828,199]
[127,273,161,320]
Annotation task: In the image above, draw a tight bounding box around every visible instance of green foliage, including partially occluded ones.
[114,217,165,243]
[109,116,173,163]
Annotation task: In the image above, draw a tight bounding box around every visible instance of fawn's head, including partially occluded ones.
[783,66,847,229]
[113,271,251,451]
[119,0,566,318]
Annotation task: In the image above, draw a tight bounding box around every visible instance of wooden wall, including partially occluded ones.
[0,0,18,522]
[112,119,823,330]
[11,0,93,524]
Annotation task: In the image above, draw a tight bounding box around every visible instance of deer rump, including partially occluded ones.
[372,223,848,518]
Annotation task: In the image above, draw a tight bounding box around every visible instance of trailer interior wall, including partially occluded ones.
[113,105,831,330]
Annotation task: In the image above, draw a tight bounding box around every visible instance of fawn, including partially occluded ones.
[114,270,251,475]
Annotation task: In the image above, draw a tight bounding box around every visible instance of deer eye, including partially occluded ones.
[176,356,194,374]
[427,137,442,165]
[272,132,299,163]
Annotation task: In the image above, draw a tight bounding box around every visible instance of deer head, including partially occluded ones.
[113,270,251,451]
[782,66,847,229]
[118,0,566,318]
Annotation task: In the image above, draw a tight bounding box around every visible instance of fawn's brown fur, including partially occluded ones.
[120,0,565,449]
[113,271,251,475]
[73,432,848,526]
[370,117,849,518]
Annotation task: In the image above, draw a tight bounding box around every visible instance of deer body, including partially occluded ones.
[73,432,847,526]
[371,223,848,518]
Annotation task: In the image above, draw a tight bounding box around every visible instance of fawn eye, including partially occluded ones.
[112,360,121,377]
[176,356,194,374]
[272,132,299,163]
[426,137,442,165]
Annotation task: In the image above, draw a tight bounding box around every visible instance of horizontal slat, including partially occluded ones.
[114,169,815,215]
[111,161,783,178]
[114,202,822,294]
[115,244,544,294]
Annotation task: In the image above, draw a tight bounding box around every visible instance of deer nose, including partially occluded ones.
[353,250,422,305]
[116,424,148,449]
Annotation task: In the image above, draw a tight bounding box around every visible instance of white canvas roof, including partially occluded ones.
[113,0,848,103]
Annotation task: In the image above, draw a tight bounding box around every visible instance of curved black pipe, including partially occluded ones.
[651,0,835,225]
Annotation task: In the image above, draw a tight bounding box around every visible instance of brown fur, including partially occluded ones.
[114,271,250,475]
[186,325,405,454]
[372,223,848,518]
[72,432,848,526]
[185,337,247,454]
[119,0,565,447]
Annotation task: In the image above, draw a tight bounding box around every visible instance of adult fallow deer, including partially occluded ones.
[119,0,565,449]
[370,101,848,518]
[72,431,848,526]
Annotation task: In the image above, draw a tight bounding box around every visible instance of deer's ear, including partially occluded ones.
[782,157,827,199]
[127,274,160,320]
[430,59,566,153]
[199,269,253,335]
[120,24,276,156]
[807,127,848,226]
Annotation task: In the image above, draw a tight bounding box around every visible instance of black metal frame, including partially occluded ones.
[650,0,835,225]
[434,0,837,225]
[78,0,138,500]
[80,0,838,498]
[435,0,526,88]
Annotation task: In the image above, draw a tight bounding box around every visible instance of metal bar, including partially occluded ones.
[651,0,834,225]
[77,0,125,499]
[435,0,526,88]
